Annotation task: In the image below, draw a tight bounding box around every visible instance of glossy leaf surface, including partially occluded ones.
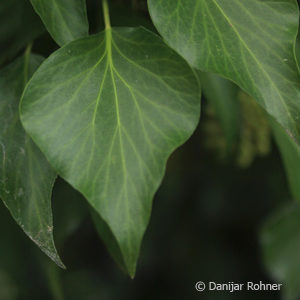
[0,54,63,268]
[148,0,300,145]
[20,27,200,276]
[30,0,89,46]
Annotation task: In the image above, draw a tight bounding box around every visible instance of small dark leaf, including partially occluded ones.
[0,54,64,268]
[198,72,240,156]
[30,0,89,46]
[0,0,44,66]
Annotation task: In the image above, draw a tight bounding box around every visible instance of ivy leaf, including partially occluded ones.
[20,27,200,276]
[0,54,64,268]
[30,0,89,46]
[148,0,300,145]
[0,0,44,66]
[261,203,300,300]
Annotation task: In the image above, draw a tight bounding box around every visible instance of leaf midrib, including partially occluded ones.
[98,28,133,268]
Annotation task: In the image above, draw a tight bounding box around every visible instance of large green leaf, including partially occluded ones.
[0,54,63,268]
[0,0,44,66]
[30,0,89,46]
[261,203,300,300]
[20,27,200,276]
[148,0,300,146]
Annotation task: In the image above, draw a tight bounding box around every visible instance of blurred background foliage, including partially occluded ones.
[1,0,300,299]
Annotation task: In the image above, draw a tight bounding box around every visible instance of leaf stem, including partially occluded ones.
[23,43,33,88]
[102,0,111,30]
